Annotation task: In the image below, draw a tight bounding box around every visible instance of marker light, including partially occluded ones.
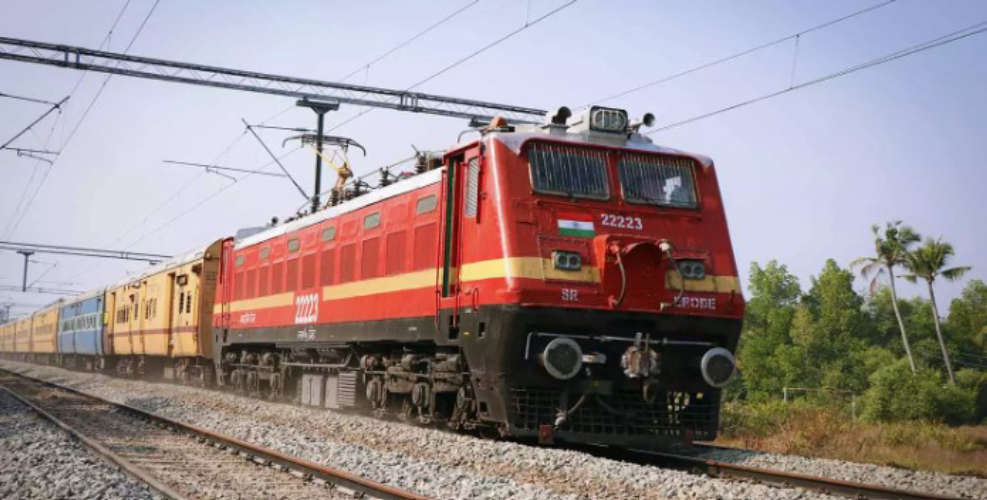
[589,106,629,133]
[553,251,582,271]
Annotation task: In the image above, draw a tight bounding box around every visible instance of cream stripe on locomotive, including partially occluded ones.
[217,255,741,313]
[663,272,741,294]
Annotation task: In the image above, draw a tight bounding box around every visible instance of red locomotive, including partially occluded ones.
[213,105,744,447]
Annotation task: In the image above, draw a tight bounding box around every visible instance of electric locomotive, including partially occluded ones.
[212,105,744,448]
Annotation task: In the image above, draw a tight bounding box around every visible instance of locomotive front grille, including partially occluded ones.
[510,387,718,439]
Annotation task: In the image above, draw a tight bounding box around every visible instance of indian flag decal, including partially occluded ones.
[557,213,595,238]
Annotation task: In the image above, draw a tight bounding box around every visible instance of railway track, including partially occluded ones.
[0,368,429,500]
[600,444,963,500]
[1,363,971,500]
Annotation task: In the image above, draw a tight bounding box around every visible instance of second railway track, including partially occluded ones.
[0,368,428,500]
[586,444,966,500]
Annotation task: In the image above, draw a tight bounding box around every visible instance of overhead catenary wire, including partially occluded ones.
[121,146,304,251]
[0,91,62,107]
[90,0,500,261]
[327,0,579,134]
[3,110,63,238]
[0,97,69,151]
[0,284,84,296]
[587,0,898,106]
[27,262,57,289]
[252,0,487,136]
[6,0,160,239]
[161,160,288,178]
[60,0,133,117]
[337,0,482,83]
[59,0,159,152]
[242,118,309,200]
[2,0,132,240]
[646,20,987,135]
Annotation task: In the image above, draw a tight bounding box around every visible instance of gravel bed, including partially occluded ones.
[0,387,158,500]
[700,446,987,499]
[1,361,860,499]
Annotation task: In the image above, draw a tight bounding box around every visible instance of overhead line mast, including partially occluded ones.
[0,36,547,124]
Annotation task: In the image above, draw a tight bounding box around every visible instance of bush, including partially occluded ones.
[861,359,940,421]
[955,368,987,423]
[861,358,980,424]
[934,383,977,425]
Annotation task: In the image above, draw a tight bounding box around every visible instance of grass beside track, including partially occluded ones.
[716,401,987,477]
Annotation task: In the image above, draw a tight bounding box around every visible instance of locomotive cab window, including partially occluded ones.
[527,143,609,200]
[618,154,698,208]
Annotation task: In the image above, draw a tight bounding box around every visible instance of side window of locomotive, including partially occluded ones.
[415,195,436,215]
[527,143,609,200]
[617,154,698,208]
[363,212,381,230]
[464,158,479,218]
[287,238,301,253]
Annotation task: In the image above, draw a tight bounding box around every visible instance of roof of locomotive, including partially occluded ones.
[235,167,443,250]
[235,119,714,250]
[486,125,714,168]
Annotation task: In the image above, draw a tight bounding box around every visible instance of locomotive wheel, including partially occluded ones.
[366,377,384,409]
[246,371,259,395]
[269,372,283,400]
[232,369,244,392]
[399,398,415,422]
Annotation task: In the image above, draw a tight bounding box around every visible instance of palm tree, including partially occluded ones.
[851,221,920,373]
[904,238,971,385]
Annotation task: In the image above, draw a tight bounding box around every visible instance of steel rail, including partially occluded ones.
[0,367,430,500]
[0,384,187,500]
[622,446,961,500]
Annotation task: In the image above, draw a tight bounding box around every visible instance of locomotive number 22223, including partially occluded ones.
[600,213,643,230]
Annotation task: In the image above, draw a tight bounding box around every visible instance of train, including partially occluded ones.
[1,105,744,449]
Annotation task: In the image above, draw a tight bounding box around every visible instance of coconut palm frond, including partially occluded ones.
[942,266,972,281]
[905,237,962,281]
[868,266,887,295]
[897,225,920,246]
[849,256,875,269]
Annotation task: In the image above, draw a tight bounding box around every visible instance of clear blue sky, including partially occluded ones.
[1,0,984,318]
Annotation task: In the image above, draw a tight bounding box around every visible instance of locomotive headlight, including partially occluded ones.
[589,106,629,133]
[540,337,583,380]
[700,347,737,388]
[553,251,582,271]
[677,259,706,280]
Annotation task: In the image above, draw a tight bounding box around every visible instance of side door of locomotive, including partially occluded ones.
[438,148,483,342]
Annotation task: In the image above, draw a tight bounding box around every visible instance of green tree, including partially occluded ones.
[850,221,921,373]
[787,259,875,393]
[904,238,972,385]
[737,261,801,399]
[805,259,871,355]
[947,279,987,355]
